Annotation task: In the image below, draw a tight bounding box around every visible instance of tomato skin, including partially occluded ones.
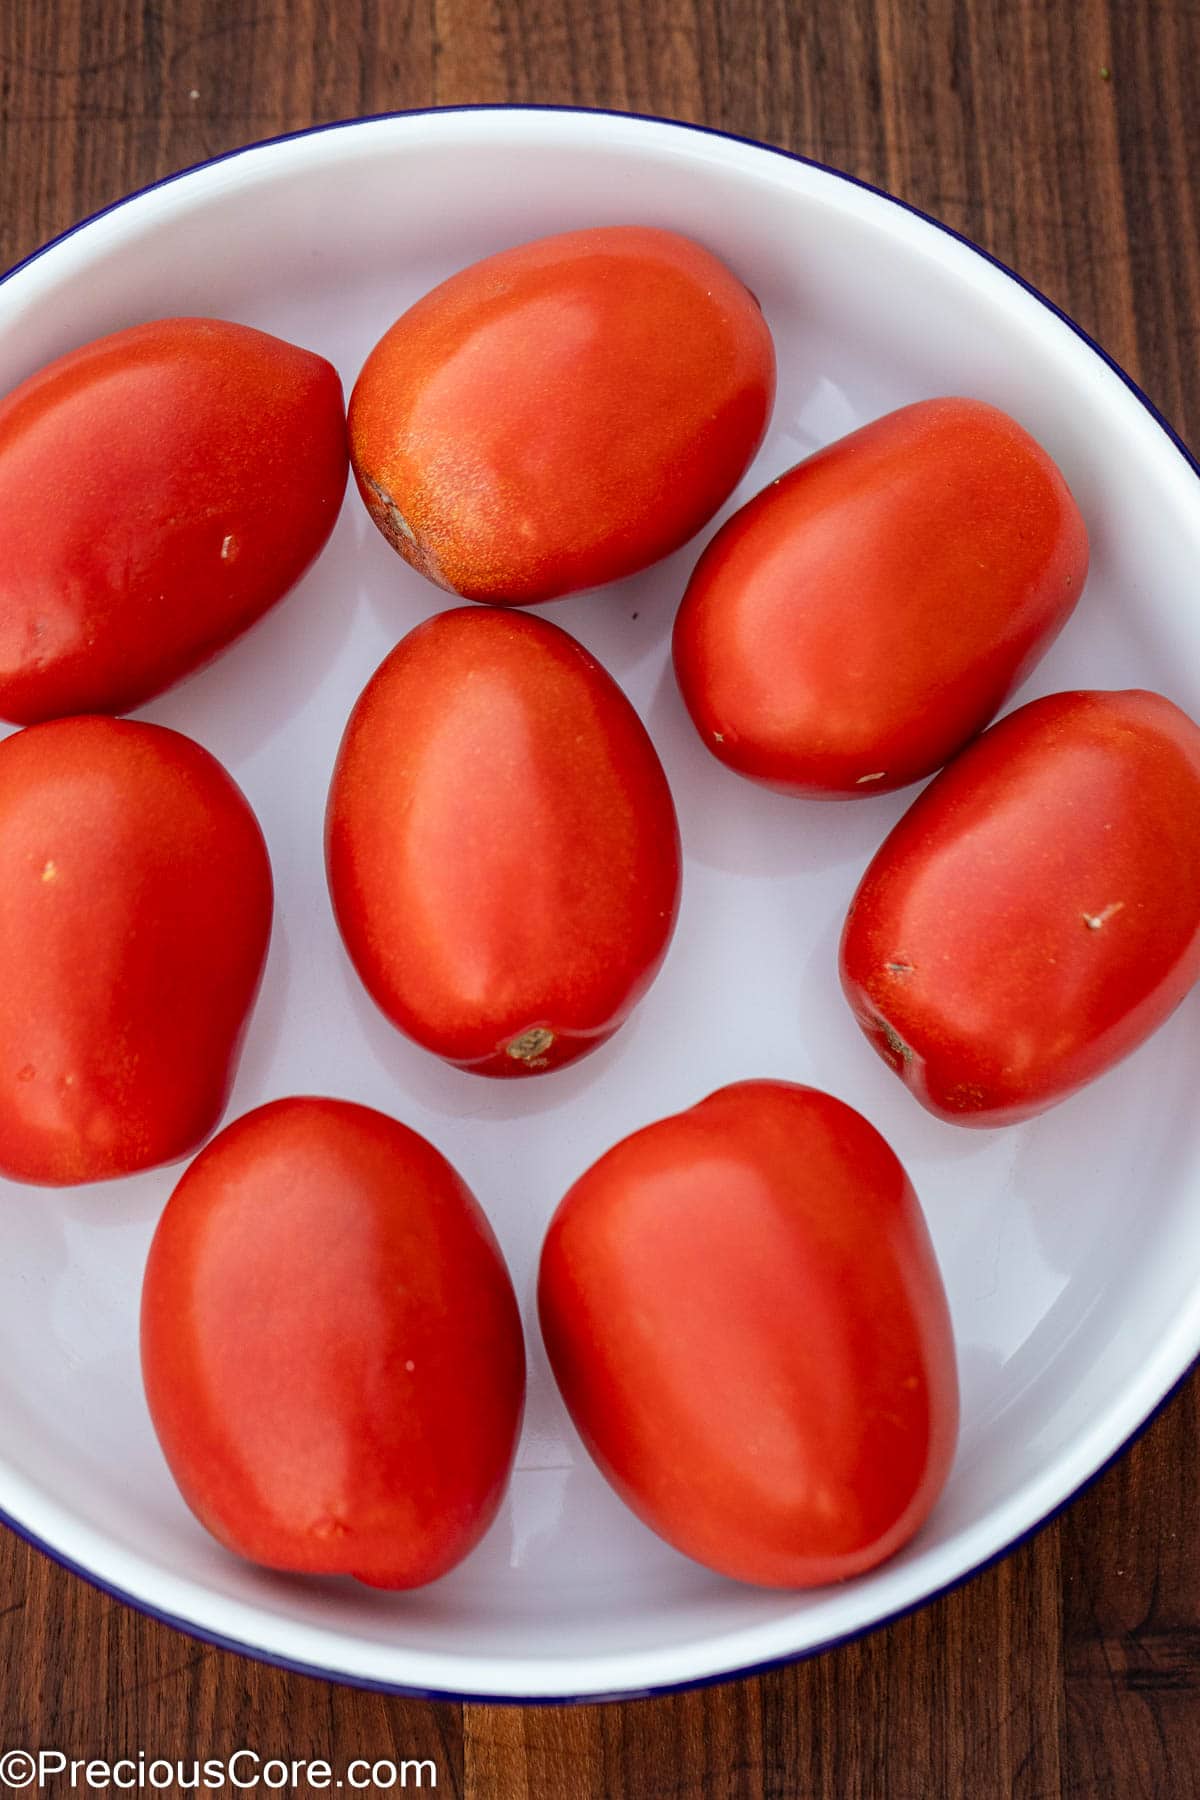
[325,607,682,1077]
[141,1097,525,1588]
[672,397,1089,796]
[839,689,1200,1125]
[0,717,272,1185]
[0,317,348,724]
[538,1080,958,1588]
[348,226,775,604]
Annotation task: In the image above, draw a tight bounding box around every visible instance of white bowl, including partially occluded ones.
[2,106,1199,1704]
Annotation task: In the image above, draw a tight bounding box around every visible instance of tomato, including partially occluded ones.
[840,689,1200,1125]
[348,226,775,604]
[0,317,348,724]
[141,1097,525,1588]
[326,607,682,1076]
[538,1080,957,1587]
[672,397,1089,796]
[0,717,272,1185]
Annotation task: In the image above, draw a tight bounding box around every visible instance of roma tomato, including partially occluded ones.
[326,608,682,1076]
[672,397,1089,796]
[0,317,348,724]
[141,1097,525,1588]
[0,717,272,1185]
[538,1080,958,1588]
[839,689,1200,1124]
[349,226,775,603]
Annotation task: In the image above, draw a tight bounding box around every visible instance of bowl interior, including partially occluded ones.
[2,108,1199,1701]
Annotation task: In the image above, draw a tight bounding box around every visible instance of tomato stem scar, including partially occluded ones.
[506,1026,555,1066]
[363,472,417,546]
[876,1015,915,1065]
[1082,901,1125,930]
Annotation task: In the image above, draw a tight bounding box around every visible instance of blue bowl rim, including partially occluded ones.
[1,100,1197,1710]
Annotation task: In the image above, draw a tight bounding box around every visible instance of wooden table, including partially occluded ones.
[2,2,1198,1794]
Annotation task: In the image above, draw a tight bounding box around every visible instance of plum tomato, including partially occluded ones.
[0,317,348,724]
[672,397,1089,796]
[140,1097,525,1588]
[325,607,682,1077]
[839,688,1200,1124]
[0,716,272,1185]
[348,226,776,603]
[538,1079,958,1588]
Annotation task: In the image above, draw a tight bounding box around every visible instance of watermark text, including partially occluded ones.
[0,1749,438,1791]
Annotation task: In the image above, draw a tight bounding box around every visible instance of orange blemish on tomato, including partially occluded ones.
[311,1517,349,1541]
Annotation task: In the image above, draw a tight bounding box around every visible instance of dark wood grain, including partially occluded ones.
[2,1,1199,1794]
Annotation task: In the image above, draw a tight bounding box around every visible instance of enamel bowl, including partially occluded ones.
[1,106,1198,1703]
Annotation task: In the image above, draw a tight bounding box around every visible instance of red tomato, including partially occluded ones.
[840,689,1200,1125]
[348,226,775,604]
[326,607,681,1076]
[0,318,348,724]
[141,1097,525,1588]
[672,397,1089,796]
[0,717,272,1185]
[538,1080,958,1587]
